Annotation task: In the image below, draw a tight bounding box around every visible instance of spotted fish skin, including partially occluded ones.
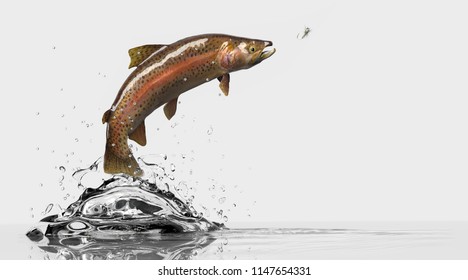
[102,34,276,176]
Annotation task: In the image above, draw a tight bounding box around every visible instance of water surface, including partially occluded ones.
[5,222,468,260]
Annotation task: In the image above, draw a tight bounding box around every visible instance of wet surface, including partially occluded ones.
[6,222,468,260]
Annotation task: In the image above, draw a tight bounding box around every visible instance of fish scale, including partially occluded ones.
[102,34,275,176]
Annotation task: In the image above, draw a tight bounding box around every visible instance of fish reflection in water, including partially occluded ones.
[36,232,216,260]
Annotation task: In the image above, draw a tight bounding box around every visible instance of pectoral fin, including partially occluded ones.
[129,120,147,146]
[128,44,166,68]
[163,97,178,120]
[218,74,230,96]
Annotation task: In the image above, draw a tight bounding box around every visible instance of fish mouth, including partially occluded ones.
[255,41,276,64]
[259,47,276,61]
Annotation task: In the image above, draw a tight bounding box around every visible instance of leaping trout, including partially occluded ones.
[102,34,276,176]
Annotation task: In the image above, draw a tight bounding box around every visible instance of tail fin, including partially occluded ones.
[104,145,143,177]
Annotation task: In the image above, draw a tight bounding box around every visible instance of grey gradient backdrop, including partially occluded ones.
[1,0,467,226]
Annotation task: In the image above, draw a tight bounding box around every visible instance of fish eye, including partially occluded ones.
[249,46,256,53]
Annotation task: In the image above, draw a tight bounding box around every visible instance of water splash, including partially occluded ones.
[42,204,54,216]
[27,157,224,242]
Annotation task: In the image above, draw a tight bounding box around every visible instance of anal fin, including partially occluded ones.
[164,97,178,120]
[129,120,147,146]
[102,109,112,124]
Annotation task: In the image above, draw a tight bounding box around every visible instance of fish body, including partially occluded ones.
[102,34,276,176]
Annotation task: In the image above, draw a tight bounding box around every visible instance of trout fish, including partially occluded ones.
[102,34,276,176]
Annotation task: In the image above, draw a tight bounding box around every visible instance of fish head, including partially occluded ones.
[218,38,275,72]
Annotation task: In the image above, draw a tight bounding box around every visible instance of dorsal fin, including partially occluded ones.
[129,120,147,146]
[128,44,166,68]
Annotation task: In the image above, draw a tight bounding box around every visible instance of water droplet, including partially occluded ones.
[35,112,40,116]
[217,209,223,219]
[59,166,66,172]
[223,216,229,223]
[61,186,65,191]
[218,197,226,204]
[183,77,187,82]
[161,154,168,160]
[207,126,213,135]
[111,143,116,147]
[233,203,237,207]
[133,102,137,106]
[61,114,65,118]
[176,181,188,195]
[170,163,176,172]
[39,183,43,188]
[181,154,186,159]
[42,203,53,215]
[52,46,56,50]
[128,165,132,168]
[206,78,210,82]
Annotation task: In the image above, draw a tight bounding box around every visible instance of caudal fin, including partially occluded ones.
[104,145,143,177]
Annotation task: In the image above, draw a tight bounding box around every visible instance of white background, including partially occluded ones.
[2,260,468,280]
[1,0,467,226]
